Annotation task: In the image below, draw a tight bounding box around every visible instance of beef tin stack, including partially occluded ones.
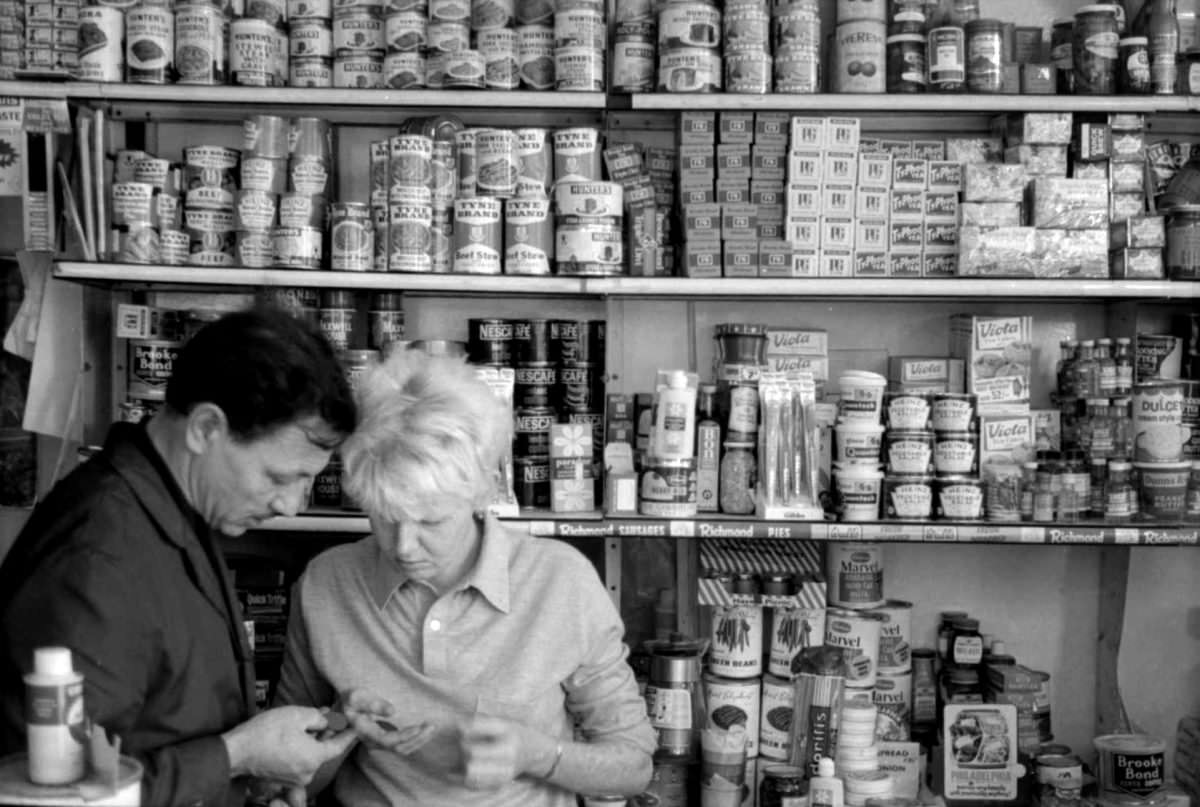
[773,0,820,92]
[183,144,240,266]
[289,0,335,87]
[228,2,288,88]
[554,128,624,276]
[236,114,288,268]
[656,0,720,93]
[275,116,334,269]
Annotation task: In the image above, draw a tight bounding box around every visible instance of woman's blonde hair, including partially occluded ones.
[341,349,512,516]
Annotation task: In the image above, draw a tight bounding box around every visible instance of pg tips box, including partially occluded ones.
[950,315,1033,409]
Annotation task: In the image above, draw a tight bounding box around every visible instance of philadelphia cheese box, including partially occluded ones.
[950,315,1033,409]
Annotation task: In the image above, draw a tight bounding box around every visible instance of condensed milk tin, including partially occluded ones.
[452,196,502,274]
[272,226,324,269]
[388,201,433,272]
[874,599,913,674]
[78,6,124,82]
[290,0,333,19]
[240,156,287,193]
[476,128,520,198]
[658,3,721,49]
[330,202,374,271]
[657,47,722,92]
[183,210,235,237]
[230,17,280,86]
[125,4,174,84]
[1133,380,1190,462]
[234,189,278,231]
[384,51,426,87]
[111,182,155,229]
[389,133,434,194]
[243,114,290,158]
[236,230,275,267]
[175,3,226,84]
[290,57,334,86]
[555,181,623,217]
[334,51,385,86]
[517,23,555,89]
[825,542,884,610]
[386,11,426,51]
[505,197,554,274]
[334,12,385,52]
[291,20,334,57]
[552,127,601,182]
[824,607,884,688]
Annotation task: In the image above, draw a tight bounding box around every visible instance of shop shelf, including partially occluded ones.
[627,93,1198,115]
[55,263,1200,300]
[263,513,1200,545]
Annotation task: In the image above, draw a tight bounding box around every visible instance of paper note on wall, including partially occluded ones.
[21,253,83,441]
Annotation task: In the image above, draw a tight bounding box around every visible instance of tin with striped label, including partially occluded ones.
[505,197,553,275]
[290,56,334,85]
[774,47,819,92]
[334,51,384,86]
[388,201,433,272]
[726,51,771,93]
[176,2,225,84]
[331,202,374,271]
[427,20,469,52]
[185,143,239,187]
[724,8,768,52]
[234,190,278,231]
[515,0,553,24]
[243,114,290,158]
[431,140,457,206]
[552,127,601,182]
[555,181,622,217]
[611,24,655,93]
[556,221,623,273]
[455,129,478,197]
[373,205,389,271]
[160,230,190,265]
[479,27,518,88]
[659,3,721,49]
[125,4,174,83]
[453,196,502,274]
[555,46,605,90]
[384,51,426,86]
[291,20,334,57]
[231,18,281,86]
[272,226,324,270]
[385,11,426,51]
[429,0,469,22]
[472,0,513,30]
[476,128,520,198]
[236,230,275,267]
[78,6,124,82]
[334,12,385,51]
[555,6,605,49]
[517,23,555,89]
[280,192,329,229]
[514,128,552,197]
[289,0,333,19]
[390,134,434,194]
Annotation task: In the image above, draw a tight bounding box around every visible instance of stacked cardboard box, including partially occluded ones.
[21,0,77,76]
[605,143,672,277]
[0,0,23,78]
[764,327,828,395]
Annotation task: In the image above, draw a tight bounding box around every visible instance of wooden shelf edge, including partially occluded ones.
[627,93,1191,114]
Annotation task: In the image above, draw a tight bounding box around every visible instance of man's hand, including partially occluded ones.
[458,715,558,791]
[341,689,435,754]
[222,706,358,784]
[247,778,306,807]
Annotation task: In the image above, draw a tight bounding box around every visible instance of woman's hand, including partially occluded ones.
[458,715,558,790]
[340,689,436,754]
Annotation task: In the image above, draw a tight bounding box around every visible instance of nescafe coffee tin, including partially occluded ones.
[550,318,604,365]
[514,406,555,455]
[468,318,513,365]
[514,455,550,507]
[515,362,557,408]
[512,318,552,363]
[557,361,601,410]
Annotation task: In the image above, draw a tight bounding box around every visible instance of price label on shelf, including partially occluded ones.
[922,525,957,542]
[115,304,152,339]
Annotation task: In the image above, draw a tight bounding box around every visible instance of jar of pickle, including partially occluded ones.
[761,764,807,807]
[719,441,757,514]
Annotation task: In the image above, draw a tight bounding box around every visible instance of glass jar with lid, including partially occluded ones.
[950,617,984,667]
[760,764,807,807]
[1073,5,1120,95]
[1119,36,1151,92]
[943,666,984,703]
[965,18,1004,92]
[719,442,757,515]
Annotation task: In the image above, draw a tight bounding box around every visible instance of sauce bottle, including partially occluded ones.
[25,646,86,785]
[1149,0,1181,93]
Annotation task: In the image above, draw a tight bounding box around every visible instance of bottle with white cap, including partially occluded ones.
[24,646,86,785]
[809,757,845,807]
[651,369,697,461]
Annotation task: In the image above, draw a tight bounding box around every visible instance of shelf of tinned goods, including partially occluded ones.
[53,262,1200,300]
[626,93,1200,115]
[265,512,1200,544]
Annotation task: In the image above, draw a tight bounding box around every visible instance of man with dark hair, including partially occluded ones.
[0,307,360,807]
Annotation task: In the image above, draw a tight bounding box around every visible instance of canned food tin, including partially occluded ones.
[244,0,286,24]
[875,600,913,674]
[388,201,433,272]
[515,362,556,407]
[928,25,965,90]
[724,9,768,53]
[383,51,426,86]
[184,207,236,233]
[883,392,932,430]
[240,156,287,194]
[174,4,225,85]
[428,209,452,271]
[934,431,978,476]
[514,455,550,508]
[873,672,912,741]
[468,317,513,365]
[477,128,520,197]
[513,128,551,197]
[767,606,824,679]
[551,127,601,182]
[160,229,190,265]
[1073,4,1119,95]
[518,23,555,88]
[263,286,320,320]
[334,0,385,15]
[319,293,356,351]
[1133,380,1188,462]
[330,202,374,271]
[657,47,721,92]
[887,33,926,92]
[611,30,655,93]
[125,4,174,84]
[886,430,935,475]
[427,20,469,52]
[556,220,623,270]
[551,319,603,365]
[290,0,333,19]
[390,134,434,192]
[838,0,884,22]
[184,178,237,212]
[128,339,182,400]
[726,52,771,93]
[455,129,478,197]
[833,19,886,92]
[291,20,334,57]
[934,476,985,520]
[823,607,884,687]
[444,49,486,87]
[452,196,502,274]
[555,7,605,50]
[512,318,551,362]
[78,6,124,82]
[1119,36,1151,93]
[272,226,324,270]
[760,673,794,759]
[479,28,518,88]
[334,13,385,52]
[386,11,426,51]
[373,206,389,271]
[430,0,469,23]
[334,51,385,86]
[290,56,334,85]
[188,241,237,267]
[514,406,555,455]
[774,47,820,92]
[243,114,289,159]
[883,474,934,520]
[965,18,1003,92]
[659,3,721,49]
[235,230,274,267]
[825,542,884,610]
[280,193,329,229]
[505,197,554,274]
[555,181,622,217]
[472,0,513,30]
[514,0,554,24]
[775,10,820,50]
[703,672,762,756]
[639,457,698,517]
[111,182,155,229]
[710,605,765,680]
[234,189,278,231]
[231,17,283,86]
[368,292,405,350]
[430,140,457,206]
[557,362,600,409]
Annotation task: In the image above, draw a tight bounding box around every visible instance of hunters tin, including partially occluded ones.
[467,317,513,365]
[330,202,374,271]
[290,0,333,18]
[443,49,486,87]
[760,673,795,759]
[472,0,513,29]
[555,6,605,50]
[517,23,555,89]
[230,17,281,87]
[639,457,698,517]
[480,28,519,88]
[290,57,334,86]
[128,339,182,400]
[555,220,623,271]
[875,599,913,674]
[427,20,469,52]
[658,2,720,50]
[368,291,405,351]
[658,48,722,92]
[388,200,434,272]
[551,127,602,182]
[240,156,287,194]
[291,20,334,58]
[476,128,520,197]
[555,46,604,91]
[515,362,557,408]
[703,672,762,756]
[505,197,553,274]
[823,607,884,688]
[125,4,174,84]
[271,225,324,269]
[429,0,469,23]
[77,6,124,82]
[554,181,622,218]
[334,12,385,52]
[611,26,655,93]
[386,10,427,51]
[334,51,385,86]
[244,0,286,24]
[175,3,226,84]
[384,51,426,87]
[825,542,884,610]
[452,196,503,274]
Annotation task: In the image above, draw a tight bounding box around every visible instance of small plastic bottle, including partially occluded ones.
[1105,460,1135,522]
[1114,338,1134,394]
[1019,461,1039,521]
[24,646,86,785]
[809,757,845,807]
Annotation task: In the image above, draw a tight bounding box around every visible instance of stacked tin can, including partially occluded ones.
[110,150,184,264]
[381,0,425,87]
[723,0,769,93]
[332,0,385,87]
[552,128,623,276]
[235,114,287,268]
[288,0,334,87]
[656,0,720,92]
[831,0,887,93]
[469,317,604,507]
[772,0,820,92]
[554,0,604,90]
[182,144,239,266]
[610,0,654,93]
[228,0,288,88]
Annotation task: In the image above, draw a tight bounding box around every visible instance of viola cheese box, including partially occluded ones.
[950,315,1033,411]
[887,356,965,393]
